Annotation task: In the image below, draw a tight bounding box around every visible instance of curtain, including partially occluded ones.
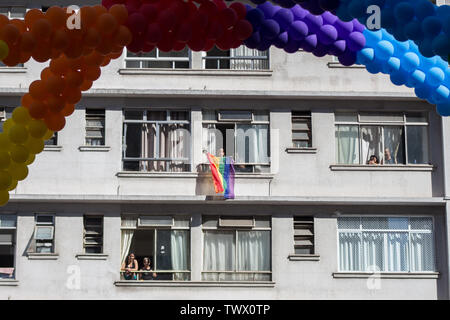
[171,230,189,280]
[203,231,235,281]
[339,232,361,271]
[361,126,383,164]
[335,125,359,164]
[120,217,136,266]
[231,46,268,70]
[236,125,269,164]
[202,124,225,164]
[236,231,271,281]
[406,126,429,164]
[410,233,434,271]
[384,126,404,164]
[362,232,384,272]
[386,233,408,271]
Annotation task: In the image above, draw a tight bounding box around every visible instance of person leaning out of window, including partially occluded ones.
[368,155,379,165]
[140,257,157,280]
[121,253,138,280]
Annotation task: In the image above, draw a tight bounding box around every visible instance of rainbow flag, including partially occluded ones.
[206,153,235,199]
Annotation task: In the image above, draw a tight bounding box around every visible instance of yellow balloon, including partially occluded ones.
[43,129,54,141]
[12,106,32,125]
[0,40,9,61]
[0,151,11,169]
[7,180,17,192]
[8,162,28,181]
[2,119,15,134]
[8,124,29,144]
[27,119,48,139]
[10,144,29,163]
[25,137,44,155]
[0,133,11,150]
[0,170,12,190]
[24,153,35,166]
[0,190,9,207]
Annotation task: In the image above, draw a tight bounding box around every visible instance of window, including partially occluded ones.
[120,216,190,280]
[202,46,269,70]
[85,109,105,146]
[34,214,55,254]
[202,216,271,281]
[83,216,103,254]
[338,217,435,272]
[0,6,26,19]
[123,110,191,172]
[292,111,312,148]
[0,215,16,279]
[44,132,58,146]
[335,111,429,165]
[293,217,314,254]
[0,107,12,131]
[202,110,270,173]
[125,48,190,69]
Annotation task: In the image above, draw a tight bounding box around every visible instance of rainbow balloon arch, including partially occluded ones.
[0,0,449,206]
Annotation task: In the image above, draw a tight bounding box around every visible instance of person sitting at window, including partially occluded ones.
[384,148,395,164]
[140,257,157,280]
[368,155,379,165]
[121,253,138,280]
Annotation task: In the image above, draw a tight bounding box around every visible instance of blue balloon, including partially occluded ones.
[260,19,281,40]
[401,52,420,72]
[375,40,394,60]
[415,0,436,21]
[406,69,426,87]
[390,70,408,86]
[394,3,415,22]
[437,103,450,116]
[422,16,442,36]
[288,20,309,41]
[357,47,375,64]
[425,67,445,87]
[404,21,423,41]
[246,9,265,29]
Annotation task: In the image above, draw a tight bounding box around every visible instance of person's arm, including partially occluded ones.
[121,262,126,271]
[132,259,139,272]
[153,271,157,278]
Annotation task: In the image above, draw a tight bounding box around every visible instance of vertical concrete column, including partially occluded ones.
[191,109,203,173]
[190,52,204,69]
[442,116,450,299]
[190,213,202,281]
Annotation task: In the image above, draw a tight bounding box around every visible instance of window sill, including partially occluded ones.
[0,67,27,73]
[332,272,439,279]
[118,68,273,77]
[117,172,199,178]
[327,62,365,69]
[288,254,320,261]
[27,253,59,260]
[198,172,274,180]
[76,253,108,260]
[329,164,435,172]
[114,280,275,288]
[78,146,110,152]
[0,279,19,286]
[43,145,62,152]
[285,147,317,154]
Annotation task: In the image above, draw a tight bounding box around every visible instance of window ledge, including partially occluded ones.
[332,272,439,279]
[117,172,199,178]
[330,164,435,172]
[43,145,62,152]
[198,173,275,180]
[0,279,19,286]
[0,67,27,73]
[118,68,273,77]
[114,280,275,288]
[327,62,365,69]
[288,254,320,261]
[78,146,110,152]
[27,253,59,260]
[76,253,108,260]
[285,147,317,154]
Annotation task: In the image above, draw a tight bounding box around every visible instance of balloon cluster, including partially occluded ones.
[244,2,365,65]
[336,0,450,62]
[228,0,339,14]
[102,0,253,53]
[357,28,450,115]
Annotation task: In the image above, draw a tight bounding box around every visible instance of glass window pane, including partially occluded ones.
[173,217,190,228]
[125,124,142,158]
[359,112,404,122]
[237,231,271,271]
[410,217,433,231]
[0,215,16,228]
[202,110,216,121]
[156,230,189,272]
[235,124,269,164]
[362,232,384,272]
[253,111,269,122]
[335,125,359,164]
[125,60,140,68]
[406,126,429,164]
[254,216,271,228]
[292,131,310,140]
[339,232,361,271]
[124,110,143,120]
[335,112,358,122]
[338,217,360,229]
[361,126,383,164]
[202,216,218,228]
[383,126,405,164]
[147,111,166,121]
[410,233,435,271]
[406,112,428,123]
[159,48,189,58]
[386,232,409,271]
[144,60,173,69]
[362,217,388,230]
[203,231,235,271]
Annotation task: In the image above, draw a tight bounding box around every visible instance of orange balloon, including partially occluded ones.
[109,4,128,25]
[51,29,69,51]
[65,70,84,88]
[97,13,118,36]
[80,6,97,30]
[0,15,8,29]
[32,41,52,63]
[20,32,36,52]
[68,57,85,71]
[46,95,65,113]
[45,6,66,29]
[82,46,94,56]
[45,75,66,95]
[31,18,52,40]
[100,57,111,67]
[85,51,105,66]
[64,37,83,59]
[114,25,132,47]
[50,56,70,75]
[109,50,124,60]
[21,94,34,109]
[83,65,101,81]
[19,51,32,64]
[1,24,21,46]
[2,46,21,66]
[84,28,101,48]
[44,112,66,132]
[96,36,113,55]
[25,9,45,30]
[40,67,53,80]
[10,19,26,33]
[29,80,49,100]
[93,5,108,17]
[80,79,93,92]
[50,48,62,60]
[63,86,82,104]
[29,100,48,119]
[61,104,75,117]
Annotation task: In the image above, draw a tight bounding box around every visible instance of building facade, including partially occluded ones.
[0,0,450,300]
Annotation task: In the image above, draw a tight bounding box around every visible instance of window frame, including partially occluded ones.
[34,214,55,254]
[124,48,191,70]
[336,215,436,273]
[85,109,106,146]
[201,46,270,71]
[291,111,312,148]
[0,214,17,279]
[335,111,430,165]
[83,215,104,254]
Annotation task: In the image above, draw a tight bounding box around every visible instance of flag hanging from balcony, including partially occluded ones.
[206,153,235,199]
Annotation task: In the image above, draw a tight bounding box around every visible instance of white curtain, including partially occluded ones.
[336,125,359,164]
[171,230,189,280]
[203,232,235,281]
[410,233,434,271]
[236,125,269,164]
[202,125,222,162]
[362,232,384,272]
[236,231,271,281]
[384,126,404,164]
[231,46,268,70]
[120,217,136,265]
[386,233,408,271]
[361,126,383,164]
[339,232,361,271]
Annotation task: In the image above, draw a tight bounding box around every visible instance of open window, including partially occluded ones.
[34,214,55,254]
[202,46,269,70]
[0,215,16,279]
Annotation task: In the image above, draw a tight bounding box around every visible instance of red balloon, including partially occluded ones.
[219,8,238,29]
[173,41,186,52]
[146,23,162,44]
[139,4,158,22]
[175,22,192,43]
[158,9,177,32]
[203,39,215,52]
[233,20,253,41]
[127,34,145,53]
[187,34,206,52]
[216,30,234,51]
[207,20,225,40]
[127,13,147,35]
[157,31,174,52]
[230,3,247,20]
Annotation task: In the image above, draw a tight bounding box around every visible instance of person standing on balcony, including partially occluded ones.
[122,253,138,280]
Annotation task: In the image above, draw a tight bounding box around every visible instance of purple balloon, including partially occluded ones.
[303,34,318,52]
[273,8,294,31]
[291,5,308,20]
[284,36,302,53]
[274,31,289,48]
[258,2,280,19]
[347,31,366,51]
[318,24,338,45]
[334,19,354,39]
[304,13,323,34]
[313,42,330,57]
[260,19,281,40]
[244,31,262,49]
[330,39,346,55]
[352,19,365,33]
[338,50,357,66]
[288,20,309,41]
[322,11,338,25]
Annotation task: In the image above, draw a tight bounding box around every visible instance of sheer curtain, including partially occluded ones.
[361,126,382,164]
[237,231,271,281]
[236,125,269,164]
[231,46,268,70]
[171,230,189,280]
[362,233,384,271]
[386,233,408,271]
[120,217,136,266]
[410,233,434,271]
[203,232,235,281]
[202,125,222,162]
[384,126,404,164]
[339,232,361,271]
[336,125,359,164]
